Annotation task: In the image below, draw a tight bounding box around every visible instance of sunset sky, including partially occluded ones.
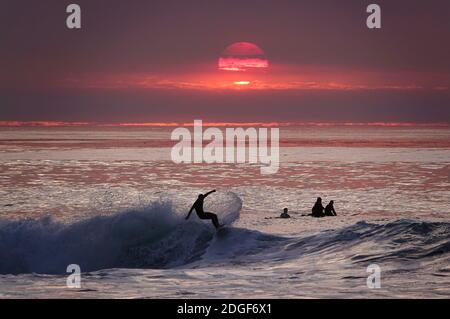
[1,0,449,123]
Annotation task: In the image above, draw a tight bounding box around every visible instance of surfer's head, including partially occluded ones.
[198,194,204,199]
[317,197,322,203]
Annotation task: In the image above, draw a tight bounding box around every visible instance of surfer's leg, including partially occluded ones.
[204,212,220,229]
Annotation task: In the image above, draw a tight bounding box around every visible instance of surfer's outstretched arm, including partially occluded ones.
[186,205,195,220]
[204,189,216,197]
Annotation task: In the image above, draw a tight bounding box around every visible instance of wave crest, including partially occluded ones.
[0,192,242,274]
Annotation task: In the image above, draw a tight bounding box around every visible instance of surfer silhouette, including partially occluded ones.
[324,200,337,216]
[280,208,291,219]
[186,190,223,229]
[312,197,325,218]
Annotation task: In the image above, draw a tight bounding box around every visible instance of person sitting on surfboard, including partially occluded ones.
[186,190,223,229]
[324,200,337,216]
[311,197,325,218]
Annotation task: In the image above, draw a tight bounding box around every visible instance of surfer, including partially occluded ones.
[280,208,291,219]
[311,197,325,218]
[186,190,223,229]
[324,200,337,216]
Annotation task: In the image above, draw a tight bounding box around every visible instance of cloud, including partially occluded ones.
[57,63,448,92]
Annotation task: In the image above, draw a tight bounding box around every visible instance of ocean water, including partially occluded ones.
[0,125,449,298]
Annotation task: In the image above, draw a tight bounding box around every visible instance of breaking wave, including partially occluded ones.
[0,192,243,274]
[1,190,449,275]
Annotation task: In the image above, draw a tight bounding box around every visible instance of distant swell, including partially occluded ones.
[285,219,450,264]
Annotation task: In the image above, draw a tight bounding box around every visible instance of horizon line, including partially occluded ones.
[0,121,449,128]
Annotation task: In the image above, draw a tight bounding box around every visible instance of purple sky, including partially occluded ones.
[1,0,449,123]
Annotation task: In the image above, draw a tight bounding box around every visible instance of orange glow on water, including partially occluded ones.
[1,121,448,128]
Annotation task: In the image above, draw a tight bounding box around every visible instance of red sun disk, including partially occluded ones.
[222,42,265,56]
[218,42,269,72]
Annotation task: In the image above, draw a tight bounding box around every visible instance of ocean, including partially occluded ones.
[0,125,449,298]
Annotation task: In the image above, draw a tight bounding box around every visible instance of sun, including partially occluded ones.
[234,81,251,85]
[218,42,268,87]
[218,42,269,72]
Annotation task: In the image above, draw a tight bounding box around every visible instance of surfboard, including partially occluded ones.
[216,225,231,236]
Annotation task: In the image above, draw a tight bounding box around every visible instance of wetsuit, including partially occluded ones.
[186,191,220,229]
[312,202,325,218]
[324,204,337,216]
